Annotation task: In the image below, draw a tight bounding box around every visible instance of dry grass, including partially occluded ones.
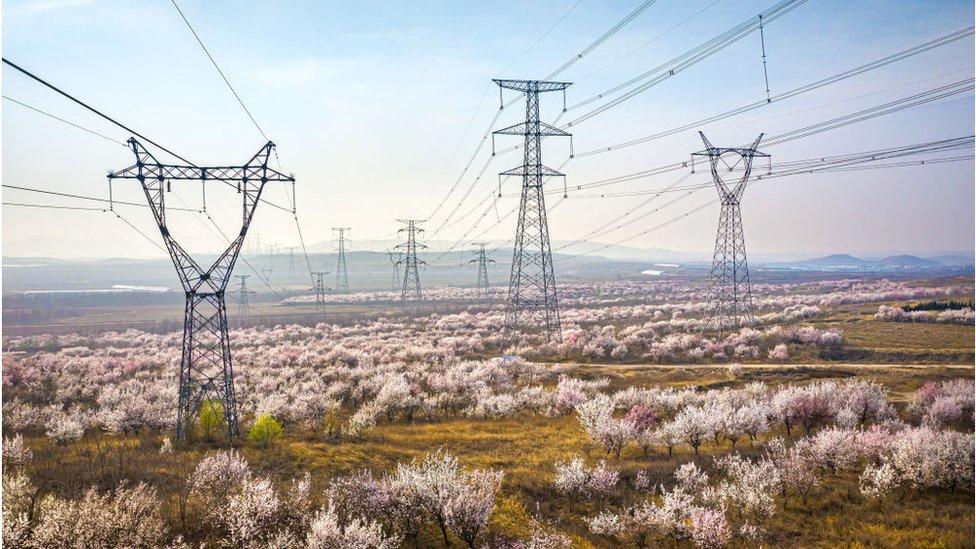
[14,363,974,548]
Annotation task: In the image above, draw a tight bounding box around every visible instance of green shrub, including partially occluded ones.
[248,414,283,447]
[196,399,226,441]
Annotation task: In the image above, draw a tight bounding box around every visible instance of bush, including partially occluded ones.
[248,414,284,447]
[197,399,227,441]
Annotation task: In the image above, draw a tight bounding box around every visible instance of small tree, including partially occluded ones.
[197,399,227,441]
[248,414,284,447]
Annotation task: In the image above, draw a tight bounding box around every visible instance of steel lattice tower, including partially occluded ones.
[395,219,425,309]
[469,242,494,305]
[108,138,294,441]
[286,246,297,277]
[333,227,351,293]
[233,274,254,326]
[492,79,572,341]
[692,131,769,335]
[311,271,329,319]
[387,250,401,293]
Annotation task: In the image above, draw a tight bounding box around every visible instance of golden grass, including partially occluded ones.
[19,363,975,548]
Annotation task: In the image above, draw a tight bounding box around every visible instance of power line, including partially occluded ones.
[426,0,659,226]
[499,0,586,76]
[574,25,975,156]
[3,202,104,212]
[2,95,127,147]
[169,0,268,140]
[577,0,724,83]
[2,57,292,213]
[561,136,974,258]
[546,0,661,79]
[3,58,193,164]
[564,0,809,126]
[549,79,975,197]
[2,184,201,212]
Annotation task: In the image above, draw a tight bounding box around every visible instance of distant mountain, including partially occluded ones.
[877,255,938,268]
[771,252,974,272]
[799,254,871,267]
[928,254,975,267]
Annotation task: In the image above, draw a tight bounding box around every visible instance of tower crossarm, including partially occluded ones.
[107,138,287,294]
[493,79,571,93]
[499,164,565,178]
[692,132,769,203]
[493,121,571,137]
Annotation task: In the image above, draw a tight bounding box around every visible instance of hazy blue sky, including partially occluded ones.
[2,0,974,259]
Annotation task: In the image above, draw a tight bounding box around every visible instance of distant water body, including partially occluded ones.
[22,285,170,295]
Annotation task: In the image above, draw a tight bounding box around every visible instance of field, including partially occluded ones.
[2,275,974,548]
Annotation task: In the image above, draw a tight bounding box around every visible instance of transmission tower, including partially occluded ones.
[286,246,297,277]
[492,79,572,341]
[395,219,425,309]
[233,274,255,326]
[333,227,351,293]
[108,138,294,441]
[692,131,770,335]
[311,271,329,320]
[262,267,273,286]
[387,250,401,293]
[469,242,494,305]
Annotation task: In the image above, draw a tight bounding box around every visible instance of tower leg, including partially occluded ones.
[176,292,239,441]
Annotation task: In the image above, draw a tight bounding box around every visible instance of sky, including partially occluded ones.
[2,0,974,261]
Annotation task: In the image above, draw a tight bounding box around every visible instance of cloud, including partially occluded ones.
[6,0,92,15]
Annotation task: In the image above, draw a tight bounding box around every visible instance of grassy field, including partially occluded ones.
[16,362,974,548]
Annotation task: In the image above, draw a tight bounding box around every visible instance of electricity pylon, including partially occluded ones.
[469,242,494,305]
[233,274,255,326]
[492,79,572,342]
[286,246,297,277]
[262,267,273,286]
[311,271,329,320]
[692,131,769,335]
[108,138,294,441]
[387,250,401,293]
[395,219,425,309]
[333,227,351,293]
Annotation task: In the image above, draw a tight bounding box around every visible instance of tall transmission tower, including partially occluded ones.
[311,271,329,320]
[333,227,351,293]
[692,131,769,335]
[286,246,297,277]
[395,219,426,309]
[387,250,401,293]
[233,274,255,326]
[262,267,273,286]
[469,242,494,305]
[492,79,572,341]
[108,138,294,441]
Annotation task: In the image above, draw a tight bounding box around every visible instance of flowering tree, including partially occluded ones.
[553,457,619,499]
[391,450,504,547]
[576,395,635,458]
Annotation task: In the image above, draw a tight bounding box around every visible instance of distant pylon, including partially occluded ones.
[387,250,401,293]
[395,219,425,309]
[492,79,572,342]
[469,242,494,305]
[692,131,770,335]
[311,271,329,320]
[262,267,273,286]
[333,227,351,293]
[234,274,255,325]
[286,246,296,277]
